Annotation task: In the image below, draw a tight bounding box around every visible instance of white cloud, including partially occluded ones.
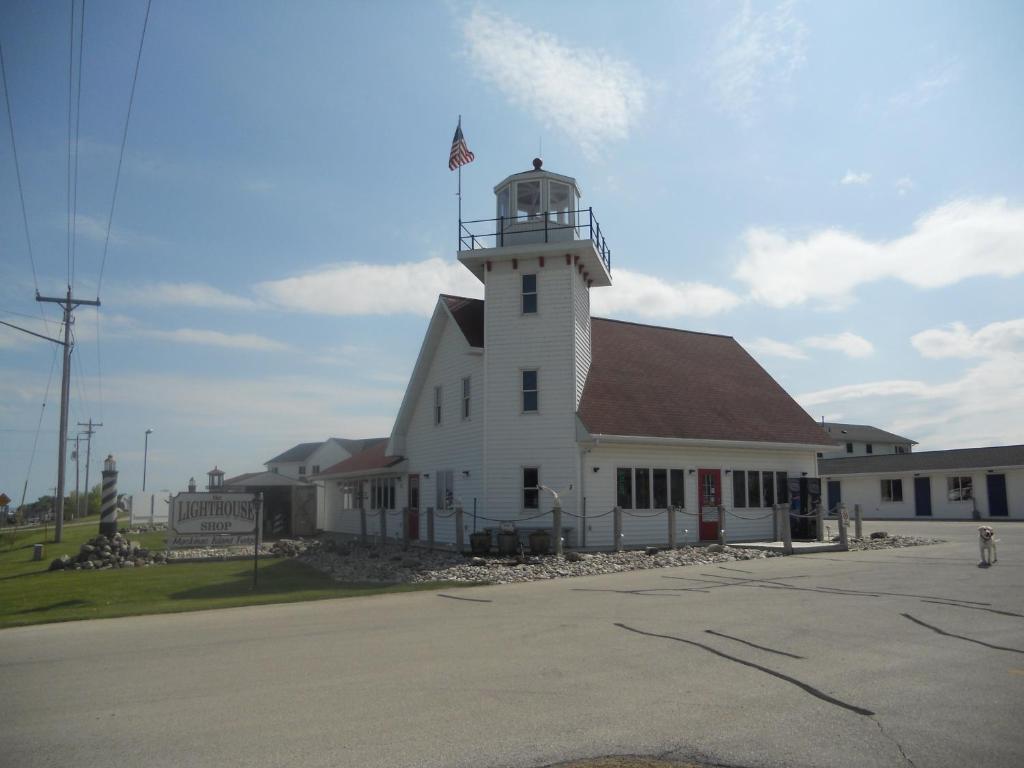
[840,171,871,186]
[462,8,647,156]
[895,177,914,196]
[707,0,807,117]
[591,268,742,319]
[733,197,1024,308]
[890,60,961,108]
[802,332,874,358]
[111,281,261,311]
[139,328,290,352]
[745,337,807,360]
[72,213,163,248]
[798,319,1024,450]
[256,258,483,317]
[911,318,1024,359]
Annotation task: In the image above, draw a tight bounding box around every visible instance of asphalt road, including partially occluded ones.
[2,521,1022,768]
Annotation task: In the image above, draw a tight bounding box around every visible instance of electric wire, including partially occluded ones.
[65,0,74,288]
[18,346,60,510]
[70,0,86,290]
[97,0,152,295]
[94,305,104,420]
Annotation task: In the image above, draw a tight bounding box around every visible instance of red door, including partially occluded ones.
[407,475,420,540]
[698,469,721,541]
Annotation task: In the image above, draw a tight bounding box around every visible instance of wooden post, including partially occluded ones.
[402,506,410,551]
[838,503,849,550]
[772,502,778,540]
[668,506,677,549]
[780,505,793,555]
[455,505,464,553]
[815,503,824,542]
[427,506,435,551]
[718,505,726,546]
[379,507,386,542]
[359,506,367,545]
[553,504,563,556]
[854,503,862,540]
[613,506,623,551]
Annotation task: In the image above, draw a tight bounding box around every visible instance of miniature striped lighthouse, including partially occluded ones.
[99,454,119,537]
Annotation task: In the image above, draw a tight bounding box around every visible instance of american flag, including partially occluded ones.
[448,120,475,170]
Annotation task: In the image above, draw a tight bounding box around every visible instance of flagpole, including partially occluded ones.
[457,115,462,249]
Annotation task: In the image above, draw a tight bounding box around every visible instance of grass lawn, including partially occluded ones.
[0,521,461,629]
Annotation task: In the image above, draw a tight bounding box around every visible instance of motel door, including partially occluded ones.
[407,475,420,540]
[698,469,721,541]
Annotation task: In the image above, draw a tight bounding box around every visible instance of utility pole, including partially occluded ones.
[72,434,81,520]
[77,418,102,519]
[36,286,100,543]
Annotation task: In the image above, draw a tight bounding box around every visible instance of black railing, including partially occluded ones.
[459,207,611,273]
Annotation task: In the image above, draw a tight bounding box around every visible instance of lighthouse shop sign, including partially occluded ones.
[168,492,258,548]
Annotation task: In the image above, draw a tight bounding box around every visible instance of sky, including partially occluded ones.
[1,0,1023,504]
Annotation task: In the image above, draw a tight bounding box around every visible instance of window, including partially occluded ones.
[370,477,397,510]
[298,466,306,476]
[522,273,537,314]
[312,465,320,475]
[895,445,906,454]
[670,469,685,508]
[776,472,789,504]
[881,479,903,502]
[496,186,510,220]
[523,467,539,509]
[616,468,633,509]
[846,442,854,454]
[522,369,538,412]
[866,443,873,454]
[747,471,761,507]
[653,469,668,509]
[434,385,442,425]
[763,473,775,507]
[947,476,973,502]
[462,376,471,420]
[635,468,651,509]
[435,470,454,510]
[516,180,541,219]
[548,181,572,225]
[733,470,746,508]
[271,467,278,474]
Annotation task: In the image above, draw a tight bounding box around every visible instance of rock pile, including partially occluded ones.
[849,534,941,551]
[48,533,167,571]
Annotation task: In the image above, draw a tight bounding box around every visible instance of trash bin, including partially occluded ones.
[33,543,44,561]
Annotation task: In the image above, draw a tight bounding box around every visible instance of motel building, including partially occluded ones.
[315,159,835,549]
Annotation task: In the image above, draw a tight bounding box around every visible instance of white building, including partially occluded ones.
[818,422,916,459]
[316,160,834,549]
[265,438,375,480]
[820,445,1023,520]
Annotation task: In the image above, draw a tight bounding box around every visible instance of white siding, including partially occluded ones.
[580,443,818,548]
[573,269,591,408]
[484,257,581,524]
[824,468,1024,520]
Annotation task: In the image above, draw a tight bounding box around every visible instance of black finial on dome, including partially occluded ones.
[532,157,543,171]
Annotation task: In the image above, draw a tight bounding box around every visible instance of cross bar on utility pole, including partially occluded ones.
[36,286,100,543]
[77,418,102,519]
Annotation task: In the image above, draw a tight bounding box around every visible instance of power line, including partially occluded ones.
[94,305,104,420]
[70,0,86,290]
[0,38,40,295]
[18,346,60,512]
[65,0,74,288]
[97,0,152,294]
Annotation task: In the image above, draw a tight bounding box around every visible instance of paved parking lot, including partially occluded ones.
[1,520,1021,768]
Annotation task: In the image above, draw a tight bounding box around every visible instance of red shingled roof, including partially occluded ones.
[315,438,403,477]
[441,294,484,347]
[579,318,832,445]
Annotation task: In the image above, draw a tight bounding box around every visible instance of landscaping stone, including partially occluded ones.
[644,547,659,556]
[870,531,888,539]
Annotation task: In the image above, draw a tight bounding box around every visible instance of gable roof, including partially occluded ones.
[822,422,917,446]
[578,318,834,446]
[315,438,403,478]
[820,445,1024,475]
[266,441,323,464]
[224,471,310,487]
[441,295,484,348]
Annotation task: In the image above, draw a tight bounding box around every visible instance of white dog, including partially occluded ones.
[978,525,998,566]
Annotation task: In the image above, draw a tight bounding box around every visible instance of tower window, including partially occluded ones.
[548,181,572,226]
[522,274,537,314]
[462,376,471,419]
[516,180,541,220]
[522,369,538,412]
[434,385,442,426]
[523,467,539,509]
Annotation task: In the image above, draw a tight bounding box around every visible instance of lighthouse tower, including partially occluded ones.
[457,158,613,523]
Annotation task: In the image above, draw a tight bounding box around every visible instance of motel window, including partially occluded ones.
[435,470,454,511]
[733,470,746,508]
[516,180,542,219]
[776,472,789,504]
[522,369,538,412]
[947,476,973,502]
[881,479,903,503]
[747,471,761,508]
[298,466,306,476]
[434,385,442,426]
[635,468,651,509]
[653,469,668,509]
[670,469,685,508]
[312,465,320,475]
[762,474,775,507]
[523,467,539,510]
[462,376,471,419]
[896,445,906,454]
[522,274,538,314]
[370,477,396,510]
[846,442,853,454]
[616,468,633,509]
[866,443,874,454]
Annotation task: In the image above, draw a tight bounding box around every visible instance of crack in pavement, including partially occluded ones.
[918,600,1024,618]
[873,717,917,768]
[901,613,1024,654]
[614,622,874,716]
[715,566,754,574]
[437,593,492,603]
[704,629,805,659]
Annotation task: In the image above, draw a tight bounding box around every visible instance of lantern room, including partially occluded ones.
[494,158,581,245]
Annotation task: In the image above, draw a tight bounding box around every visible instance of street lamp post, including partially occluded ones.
[143,428,154,492]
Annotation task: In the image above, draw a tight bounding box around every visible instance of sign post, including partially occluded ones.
[253,492,262,590]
